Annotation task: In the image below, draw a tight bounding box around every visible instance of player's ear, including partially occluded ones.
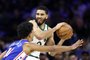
[46,15,48,19]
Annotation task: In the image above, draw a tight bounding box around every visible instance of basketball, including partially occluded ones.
[56,23,73,39]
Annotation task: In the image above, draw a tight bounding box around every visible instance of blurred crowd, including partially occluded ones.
[0,0,90,60]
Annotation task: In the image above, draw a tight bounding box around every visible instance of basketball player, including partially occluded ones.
[0,21,83,60]
[27,6,74,60]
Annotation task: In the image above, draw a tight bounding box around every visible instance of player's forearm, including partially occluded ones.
[45,46,73,55]
[51,46,73,53]
[34,45,73,53]
[34,27,57,40]
[49,39,65,56]
[57,39,65,46]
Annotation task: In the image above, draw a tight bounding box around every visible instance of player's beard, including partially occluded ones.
[35,19,46,26]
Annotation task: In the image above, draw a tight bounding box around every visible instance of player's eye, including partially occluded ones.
[36,13,39,15]
[41,14,44,16]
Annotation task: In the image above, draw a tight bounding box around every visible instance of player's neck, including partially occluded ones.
[39,23,45,30]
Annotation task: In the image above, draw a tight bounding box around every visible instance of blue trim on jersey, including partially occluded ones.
[2,39,29,60]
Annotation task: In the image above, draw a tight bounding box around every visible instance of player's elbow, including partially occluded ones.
[49,47,56,52]
[35,35,43,40]
[37,37,43,40]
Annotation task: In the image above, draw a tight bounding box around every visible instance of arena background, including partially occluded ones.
[0,0,90,60]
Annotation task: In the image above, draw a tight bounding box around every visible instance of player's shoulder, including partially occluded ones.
[24,43,35,47]
[23,43,36,51]
[45,24,51,29]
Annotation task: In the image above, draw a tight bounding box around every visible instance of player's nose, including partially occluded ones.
[37,15,42,18]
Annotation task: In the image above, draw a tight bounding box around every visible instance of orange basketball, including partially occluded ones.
[56,23,73,39]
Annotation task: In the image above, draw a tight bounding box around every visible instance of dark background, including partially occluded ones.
[0,0,90,59]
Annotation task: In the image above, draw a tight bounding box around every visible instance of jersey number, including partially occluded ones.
[37,41,42,45]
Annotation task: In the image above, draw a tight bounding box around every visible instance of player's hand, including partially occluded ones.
[29,20,38,26]
[29,20,38,30]
[57,23,73,40]
[71,39,83,50]
[55,22,67,30]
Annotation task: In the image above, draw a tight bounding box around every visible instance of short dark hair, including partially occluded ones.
[36,6,48,14]
[17,21,33,39]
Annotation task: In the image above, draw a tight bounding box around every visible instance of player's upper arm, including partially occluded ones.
[23,43,52,54]
[33,26,45,40]
[46,27,55,46]
[24,42,51,55]
[26,43,55,52]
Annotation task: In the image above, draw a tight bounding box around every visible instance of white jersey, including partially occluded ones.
[26,24,49,60]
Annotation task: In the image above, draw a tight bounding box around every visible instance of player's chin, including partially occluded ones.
[37,23,42,26]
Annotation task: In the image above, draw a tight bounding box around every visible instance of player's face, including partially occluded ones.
[35,10,48,25]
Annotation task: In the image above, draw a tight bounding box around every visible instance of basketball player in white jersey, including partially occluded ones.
[26,6,73,60]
